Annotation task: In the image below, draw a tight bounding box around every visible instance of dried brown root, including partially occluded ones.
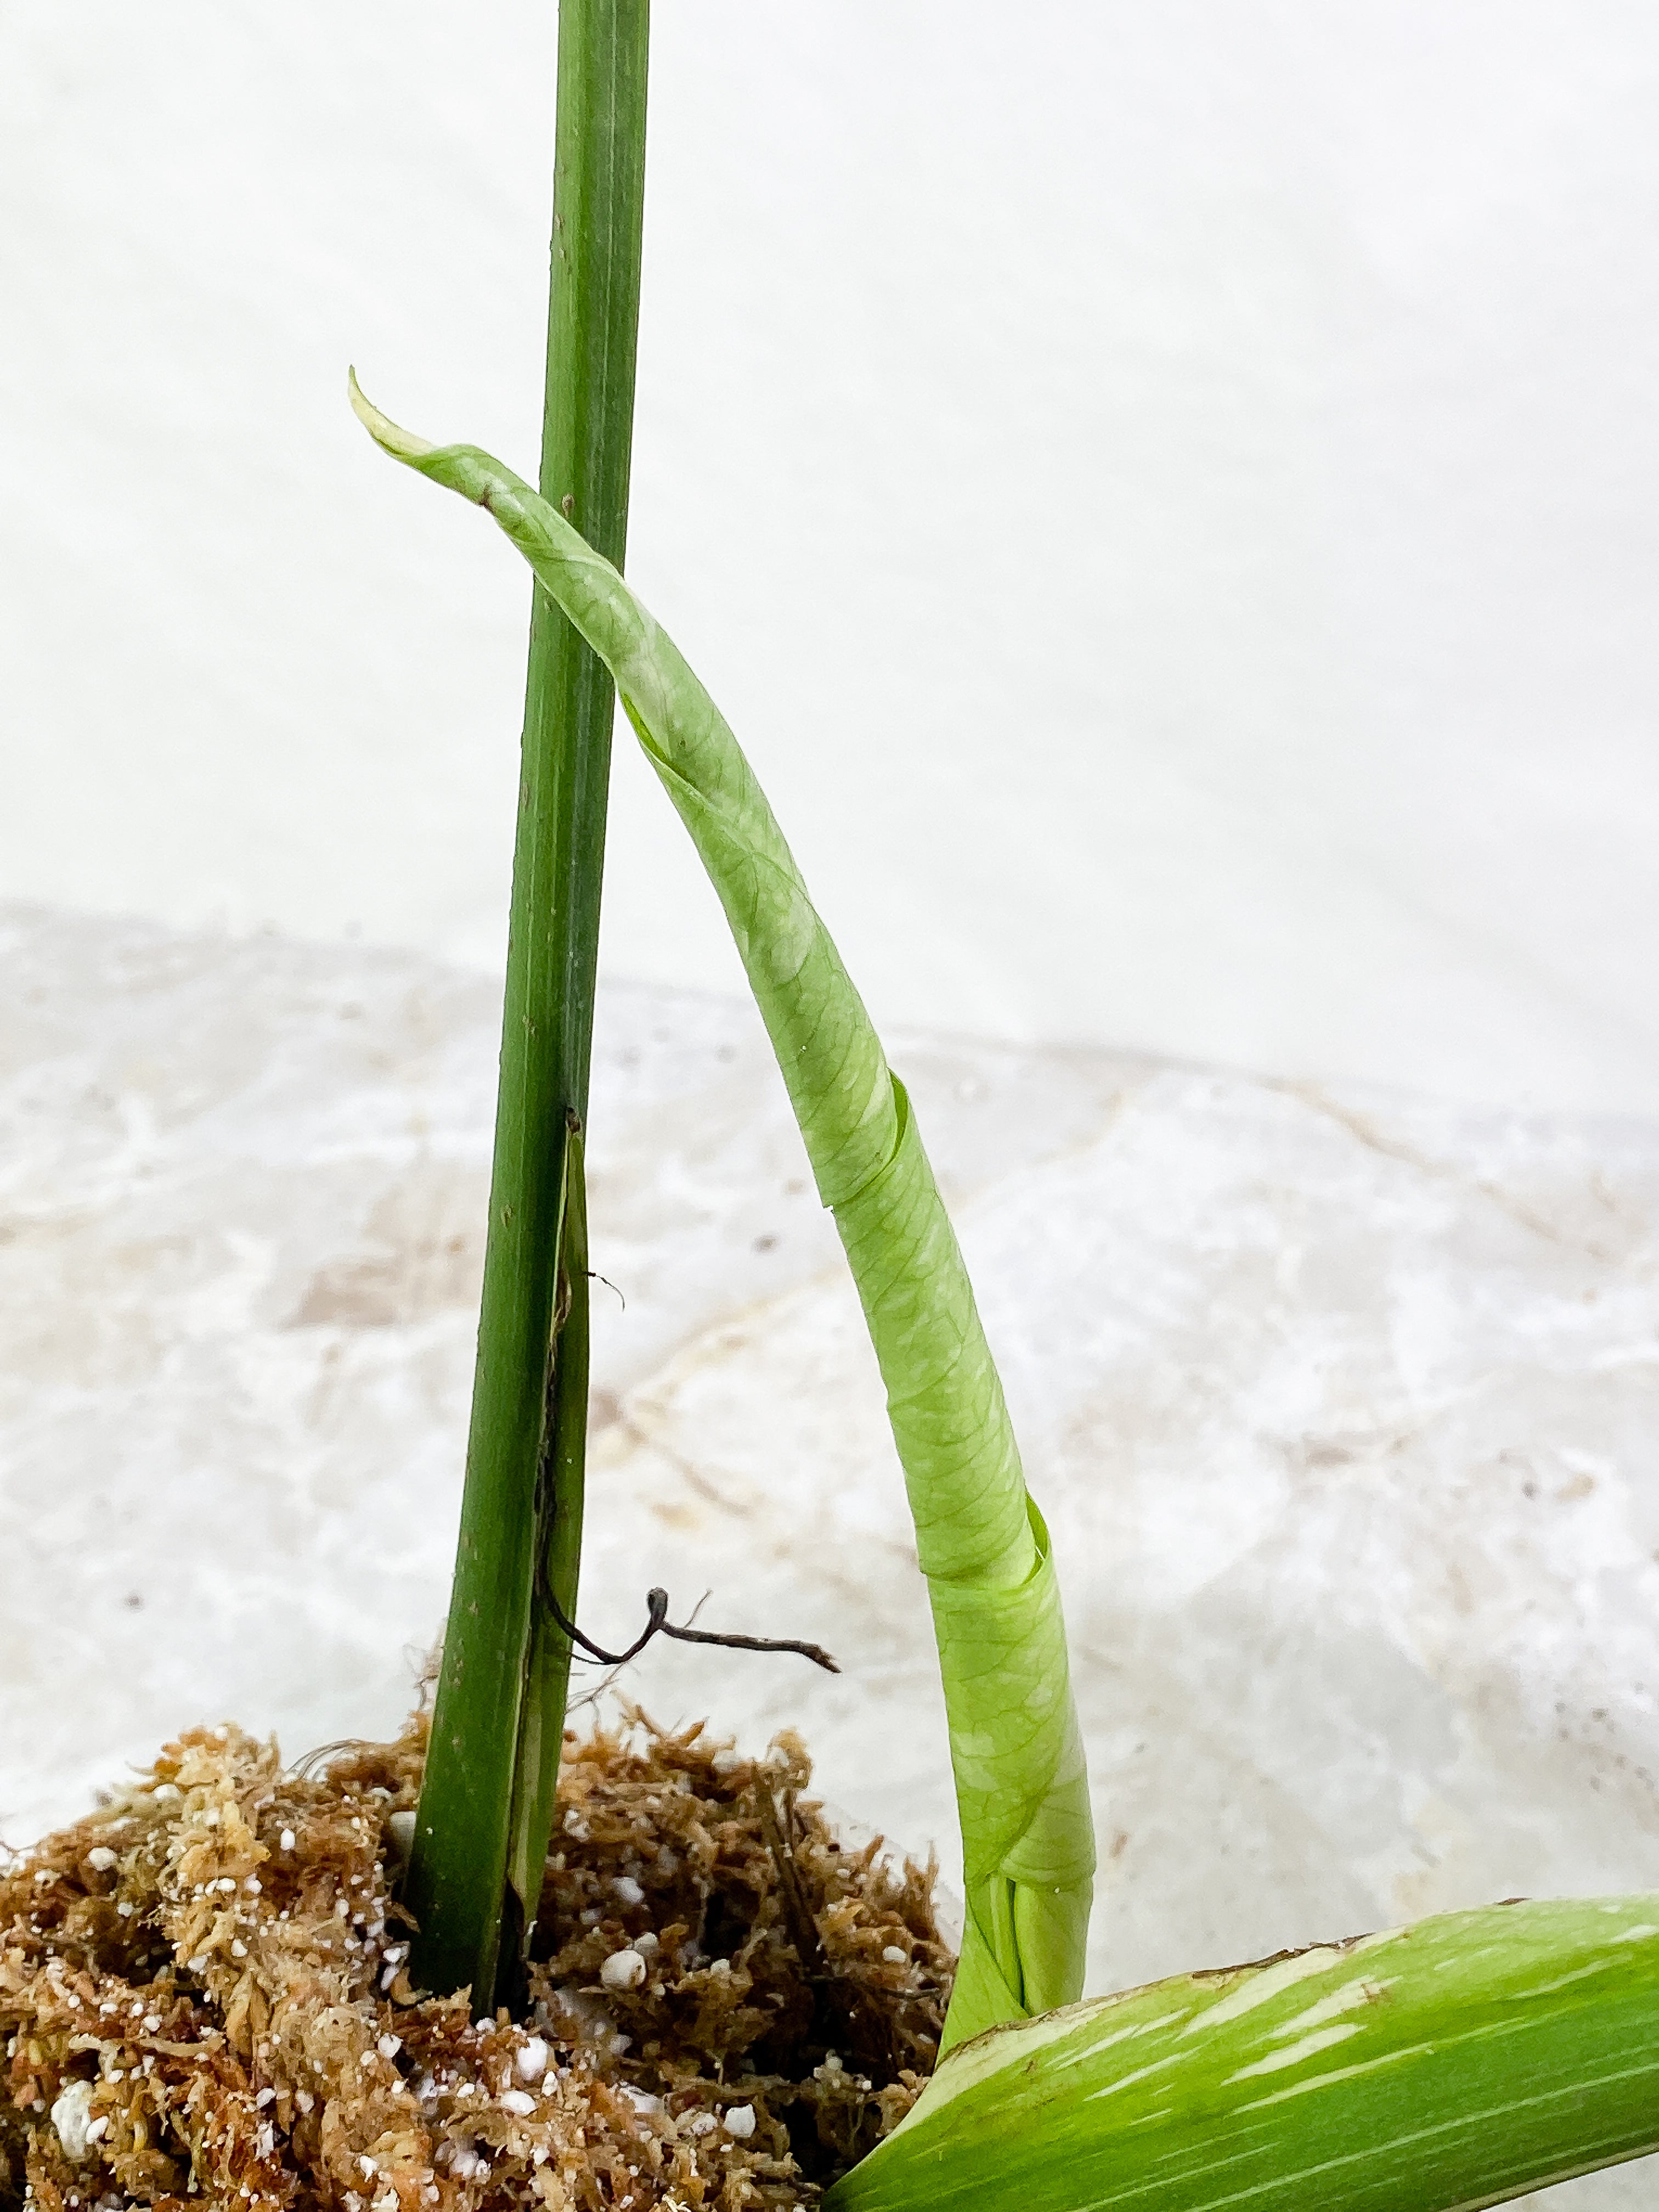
[1,1709,952,2212]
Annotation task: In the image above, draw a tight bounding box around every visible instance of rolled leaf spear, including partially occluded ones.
[349,372,1095,2049]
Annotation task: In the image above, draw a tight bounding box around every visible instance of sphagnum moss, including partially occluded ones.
[1,1714,949,2212]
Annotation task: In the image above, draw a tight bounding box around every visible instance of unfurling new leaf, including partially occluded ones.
[349,374,1094,2047]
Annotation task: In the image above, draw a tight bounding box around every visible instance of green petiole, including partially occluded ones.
[398,0,650,2013]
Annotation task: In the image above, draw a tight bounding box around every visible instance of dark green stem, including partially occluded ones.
[504,1135,589,1963]
[404,0,650,2011]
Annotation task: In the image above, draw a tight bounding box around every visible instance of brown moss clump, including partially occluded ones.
[0,1711,952,2212]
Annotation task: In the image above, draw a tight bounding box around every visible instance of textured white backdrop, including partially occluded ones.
[4,3,1659,1107]
[7,906,1659,2208]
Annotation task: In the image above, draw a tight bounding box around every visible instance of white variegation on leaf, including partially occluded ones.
[828,1894,1659,2211]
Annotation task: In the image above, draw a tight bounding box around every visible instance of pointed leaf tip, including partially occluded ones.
[347,368,436,462]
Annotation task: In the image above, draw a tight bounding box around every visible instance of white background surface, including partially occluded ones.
[5,2,1659,1108]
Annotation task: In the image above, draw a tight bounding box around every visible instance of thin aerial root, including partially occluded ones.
[545,1587,840,1674]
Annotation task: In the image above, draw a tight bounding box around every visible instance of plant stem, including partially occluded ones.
[403,0,649,2012]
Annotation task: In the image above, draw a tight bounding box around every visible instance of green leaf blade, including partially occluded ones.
[825,1895,1659,2212]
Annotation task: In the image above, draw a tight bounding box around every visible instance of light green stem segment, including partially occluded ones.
[825,1894,1659,2212]
[349,377,1094,2049]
